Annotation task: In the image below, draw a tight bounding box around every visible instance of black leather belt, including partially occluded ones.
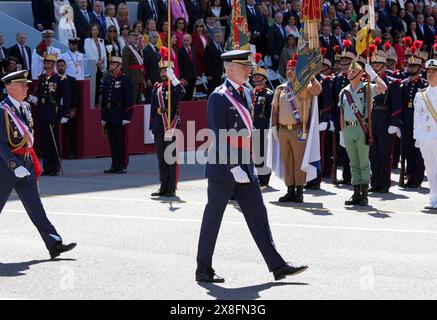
[345,119,368,127]
[373,105,389,111]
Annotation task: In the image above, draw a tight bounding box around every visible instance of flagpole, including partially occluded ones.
[366,2,373,144]
[167,1,172,130]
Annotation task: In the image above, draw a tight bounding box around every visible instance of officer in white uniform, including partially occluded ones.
[414,59,437,210]
[31,30,62,80]
[61,38,85,80]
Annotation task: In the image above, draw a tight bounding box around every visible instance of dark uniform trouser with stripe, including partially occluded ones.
[402,126,425,185]
[107,121,126,170]
[370,132,396,190]
[154,128,177,192]
[40,121,60,173]
[196,180,286,272]
[0,163,62,250]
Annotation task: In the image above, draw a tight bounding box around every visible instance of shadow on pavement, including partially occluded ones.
[0,258,76,277]
[197,281,308,300]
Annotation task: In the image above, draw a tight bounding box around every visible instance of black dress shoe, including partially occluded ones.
[41,171,50,176]
[273,262,308,281]
[368,187,380,193]
[49,171,59,176]
[103,168,117,174]
[425,206,437,211]
[115,168,127,174]
[151,189,167,196]
[164,191,176,197]
[49,242,77,259]
[195,269,225,283]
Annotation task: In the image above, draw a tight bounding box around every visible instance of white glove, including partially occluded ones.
[271,126,279,141]
[319,122,328,131]
[122,120,131,125]
[329,120,335,132]
[14,166,31,178]
[230,166,250,184]
[60,117,69,124]
[27,95,38,104]
[101,120,106,126]
[365,63,378,81]
[396,128,401,138]
[166,67,176,81]
[388,125,398,135]
[339,131,345,147]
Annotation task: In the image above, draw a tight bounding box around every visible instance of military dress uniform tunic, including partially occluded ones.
[252,87,273,186]
[35,71,71,174]
[150,82,186,193]
[400,76,428,186]
[101,71,134,170]
[369,74,402,191]
[0,96,63,249]
[339,82,377,186]
[414,85,437,208]
[332,72,351,182]
[197,78,286,273]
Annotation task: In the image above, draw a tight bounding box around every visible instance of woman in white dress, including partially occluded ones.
[53,0,70,24]
[58,4,77,46]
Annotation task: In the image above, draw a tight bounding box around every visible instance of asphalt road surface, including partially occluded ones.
[1,153,436,299]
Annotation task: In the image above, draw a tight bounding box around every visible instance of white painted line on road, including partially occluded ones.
[3,209,437,236]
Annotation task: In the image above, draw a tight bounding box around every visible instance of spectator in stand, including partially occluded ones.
[7,33,32,76]
[170,33,180,78]
[105,4,121,36]
[278,34,296,79]
[105,25,123,60]
[32,0,56,32]
[158,20,169,47]
[132,21,147,50]
[144,19,163,47]
[393,32,406,70]
[143,31,161,103]
[246,0,263,43]
[0,33,8,61]
[407,21,420,42]
[137,0,163,27]
[325,5,337,25]
[119,23,130,50]
[170,0,189,27]
[340,7,354,33]
[61,37,85,80]
[84,23,107,106]
[204,28,224,94]
[376,0,392,34]
[199,0,211,20]
[54,0,71,24]
[74,0,92,53]
[191,19,208,79]
[415,1,424,16]
[423,5,433,18]
[174,17,188,49]
[319,24,333,61]
[390,4,404,36]
[255,2,271,57]
[286,15,300,38]
[117,2,130,30]
[178,34,197,101]
[426,16,437,48]
[418,13,434,50]
[332,23,344,50]
[90,0,107,39]
[399,8,408,34]
[58,4,77,46]
[268,11,287,71]
[209,0,230,40]
[404,2,416,27]
[204,13,216,41]
[185,0,203,34]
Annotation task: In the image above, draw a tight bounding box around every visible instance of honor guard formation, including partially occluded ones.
[0,0,437,284]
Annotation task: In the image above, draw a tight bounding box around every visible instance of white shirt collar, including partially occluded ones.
[427,85,437,95]
[7,95,21,109]
[226,78,244,91]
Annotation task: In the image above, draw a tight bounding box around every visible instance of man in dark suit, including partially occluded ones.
[0,33,8,63]
[268,11,286,71]
[73,0,92,53]
[195,50,308,283]
[178,34,197,101]
[31,0,56,32]
[184,0,202,34]
[376,0,392,33]
[404,2,416,27]
[319,25,334,62]
[143,31,162,103]
[204,29,224,94]
[7,33,32,76]
[90,0,107,39]
[137,0,163,26]
[246,0,262,36]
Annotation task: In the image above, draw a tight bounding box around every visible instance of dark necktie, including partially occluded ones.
[21,46,28,70]
[238,86,248,109]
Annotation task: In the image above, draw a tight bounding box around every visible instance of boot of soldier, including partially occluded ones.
[295,186,304,203]
[345,185,361,206]
[359,184,369,206]
[279,186,296,202]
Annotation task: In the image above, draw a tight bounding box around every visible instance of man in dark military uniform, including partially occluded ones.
[331,46,355,185]
[369,52,402,193]
[101,56,134,174]
[122,31,145,104]
[0,70,76,259]
[306,48,334,189]
[34,53,71,176]
[150,52,185,198]
[400,52,428,188]
[196,50,308,283]
[251,54,273,187]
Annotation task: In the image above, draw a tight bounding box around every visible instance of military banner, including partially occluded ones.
[225,0,250,51]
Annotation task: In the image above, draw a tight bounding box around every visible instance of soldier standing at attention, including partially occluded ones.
[122,31,145,104]
[339,61,387,206]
